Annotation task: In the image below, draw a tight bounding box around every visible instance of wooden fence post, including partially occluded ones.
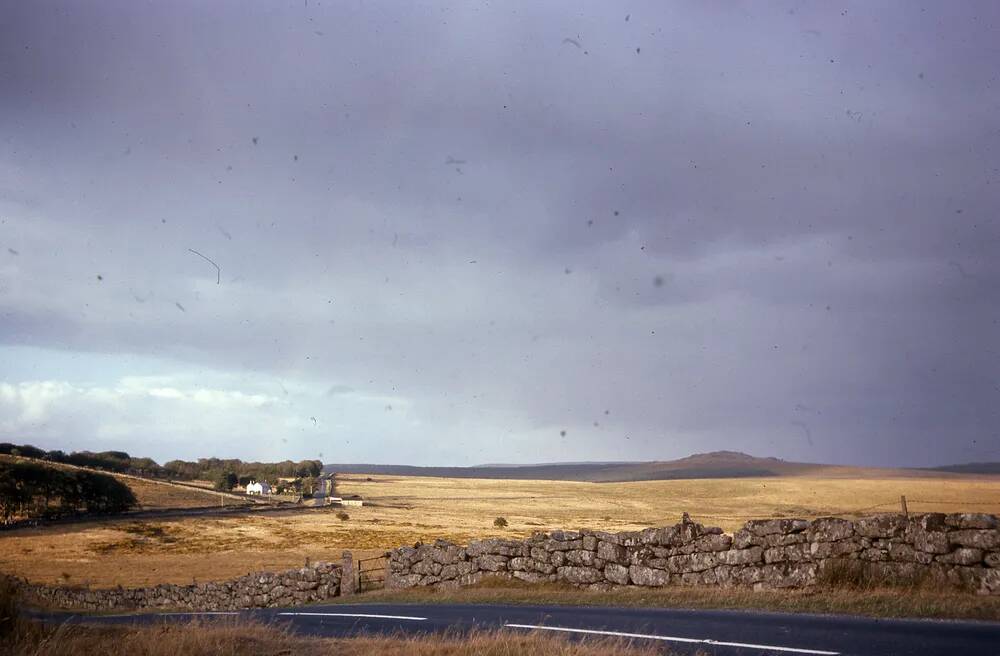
[900,495,908,516]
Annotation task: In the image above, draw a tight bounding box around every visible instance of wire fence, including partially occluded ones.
[687,498,999,524]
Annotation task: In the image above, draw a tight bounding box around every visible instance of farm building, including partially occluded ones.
[246,481,271,496]
[327,496,363,507]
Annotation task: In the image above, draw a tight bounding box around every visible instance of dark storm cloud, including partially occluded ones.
[1,1,998,466]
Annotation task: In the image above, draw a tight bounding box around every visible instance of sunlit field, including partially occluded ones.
[1,473,998,588]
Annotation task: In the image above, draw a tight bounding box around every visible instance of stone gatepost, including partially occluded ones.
[341,550,356,596]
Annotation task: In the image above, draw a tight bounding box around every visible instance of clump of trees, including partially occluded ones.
[0,443,323,487]
[214,471,238,491]
[165,458,323,483]
[0,460,137,523]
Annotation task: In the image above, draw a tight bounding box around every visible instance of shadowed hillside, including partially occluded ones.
[927,462,1000,475]
[323,451,996,482]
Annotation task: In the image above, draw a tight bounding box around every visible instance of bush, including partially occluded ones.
[493,516,508,528]
[0,576,22,639]
[214,471,237,491]
[0,578,45,649]
[336,511,350,521]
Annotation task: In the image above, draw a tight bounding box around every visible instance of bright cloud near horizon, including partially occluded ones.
[1,1,998,467]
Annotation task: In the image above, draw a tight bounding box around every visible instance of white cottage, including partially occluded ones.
[246,480,271,496]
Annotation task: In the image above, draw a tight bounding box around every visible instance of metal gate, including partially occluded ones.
[356,554,388,592]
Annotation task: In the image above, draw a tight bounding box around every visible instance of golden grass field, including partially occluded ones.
[119,478,236,510]
[1,473,998,588]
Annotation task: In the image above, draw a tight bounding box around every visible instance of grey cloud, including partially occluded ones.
[1,1,998,466]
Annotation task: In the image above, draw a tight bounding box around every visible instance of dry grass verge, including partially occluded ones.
[329,578,1000,622]
[3,620,669,656]
[1,578,673,655]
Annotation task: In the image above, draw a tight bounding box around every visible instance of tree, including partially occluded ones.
[76,471,138,513]
[7,444,46,459]
[493,517,508,529]
[0,467,32,523]
[214,471,237,491]
[129,457,160,476]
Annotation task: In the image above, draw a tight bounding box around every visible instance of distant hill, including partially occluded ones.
[324,450,986,482]
[926,462,1000,475]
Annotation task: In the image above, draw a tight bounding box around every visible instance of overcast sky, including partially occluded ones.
[1,1,998,467]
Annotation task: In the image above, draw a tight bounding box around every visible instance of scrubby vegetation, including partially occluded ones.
[0,460,137,523]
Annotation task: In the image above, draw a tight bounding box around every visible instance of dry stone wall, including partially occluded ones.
[9,512,998,611]
[388,513,1000,596]
[9,561,342,611]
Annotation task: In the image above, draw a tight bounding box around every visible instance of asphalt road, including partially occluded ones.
[38,603,1000,655]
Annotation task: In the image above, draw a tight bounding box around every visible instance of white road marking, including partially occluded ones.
[503,623,840,655]
[278,612,427,621]
[97,611,240,618]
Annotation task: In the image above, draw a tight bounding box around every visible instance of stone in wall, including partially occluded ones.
[855,514,908,538]
[717,546,763,566]
[948,529,1000,551]
[628,564,671,586]
[945,513,997,530]
[808,518,855,542]
[908,515,951,554]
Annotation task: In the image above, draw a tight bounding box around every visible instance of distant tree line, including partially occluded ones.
[0,443,163,477]
[0,460,137,523]
[164,457,323,484]
[0,443,323,489]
